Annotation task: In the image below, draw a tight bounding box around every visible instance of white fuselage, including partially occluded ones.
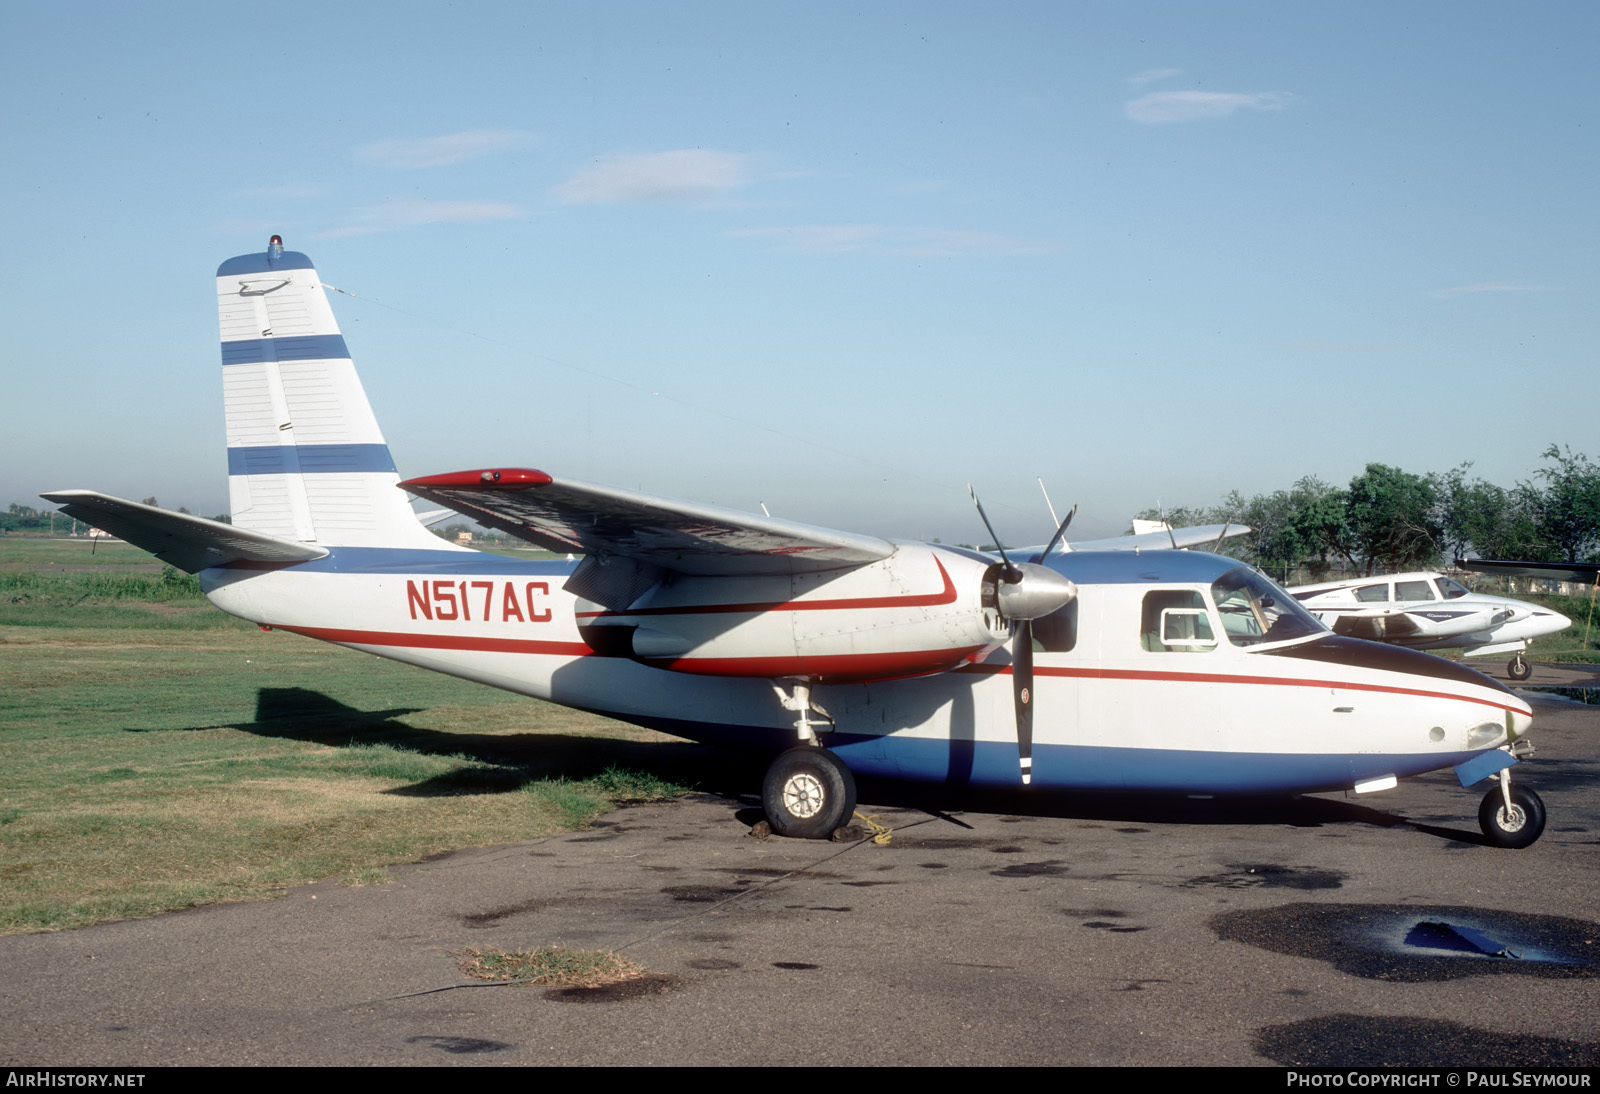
[202,547,1530,796]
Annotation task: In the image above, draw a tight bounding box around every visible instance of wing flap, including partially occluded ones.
[40,490,328,573]
[399,468,895,576]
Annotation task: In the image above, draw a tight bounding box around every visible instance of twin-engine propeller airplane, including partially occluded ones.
[1288,573,1573,682]
[42,239,1549,848]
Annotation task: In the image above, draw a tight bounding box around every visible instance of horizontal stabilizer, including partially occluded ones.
[39,490,328,573]
[400,468,895,576]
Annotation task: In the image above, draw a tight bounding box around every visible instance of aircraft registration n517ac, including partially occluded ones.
[43,239,1547,848]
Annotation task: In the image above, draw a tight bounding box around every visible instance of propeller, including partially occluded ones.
[969,488,1079,785]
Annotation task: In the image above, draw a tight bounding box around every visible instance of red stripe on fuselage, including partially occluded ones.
[574,556,959,619]
[282,625,591,657]
[955,661,1525,714]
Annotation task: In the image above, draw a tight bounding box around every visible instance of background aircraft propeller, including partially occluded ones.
[968,488,1078,785]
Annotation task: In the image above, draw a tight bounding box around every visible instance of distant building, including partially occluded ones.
[456,531,473,545]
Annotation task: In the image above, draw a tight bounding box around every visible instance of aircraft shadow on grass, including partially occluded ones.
[240,686,748,797]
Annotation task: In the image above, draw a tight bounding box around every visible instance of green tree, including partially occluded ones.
[1529,444,1600,563]
[1435,463,1545,562]
[1345,464,1441,574]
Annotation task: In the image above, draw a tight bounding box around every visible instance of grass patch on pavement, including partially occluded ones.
[457,945,646,986]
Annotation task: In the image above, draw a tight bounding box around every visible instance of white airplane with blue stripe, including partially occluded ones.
[42,238,1548,848]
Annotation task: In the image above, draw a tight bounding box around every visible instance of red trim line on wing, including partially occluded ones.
[283,626,591,657]
[954,661,1526,714]
[576,556,958,619]
[638,647,983,683]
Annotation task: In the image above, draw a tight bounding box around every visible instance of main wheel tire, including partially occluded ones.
[761,747,857,840]
[1478,784,1546,848]
[1508,654,1532,681]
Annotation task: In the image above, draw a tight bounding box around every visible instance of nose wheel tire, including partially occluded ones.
[1507,654,1532,681]
[1478,784,1546,848]
[762,747,857,839]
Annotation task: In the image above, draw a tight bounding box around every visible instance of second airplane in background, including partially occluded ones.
[1289,572,1571,681]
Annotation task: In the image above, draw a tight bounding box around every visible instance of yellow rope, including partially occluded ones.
[853,810,894,845]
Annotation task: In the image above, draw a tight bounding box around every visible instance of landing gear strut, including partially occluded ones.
[761,679,855,838]
[1507,652,1532,681]
[1478,768,1545,848]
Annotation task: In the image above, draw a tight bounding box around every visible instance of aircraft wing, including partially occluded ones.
[399,468,895,577]
[1020,522,1250,558]
[1458,558,1600,585]
[39,491,328,573]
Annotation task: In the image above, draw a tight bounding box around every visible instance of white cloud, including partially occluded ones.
[730,224,1055,258]
[354,129,531,169]
[1124,90,1294,124]
[1127,67,1181,88]
[1428,281,1556,299]
[317,199,526,238]
[553,150,749,204]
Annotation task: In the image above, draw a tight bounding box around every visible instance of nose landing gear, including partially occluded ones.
[1478,768,1545,848]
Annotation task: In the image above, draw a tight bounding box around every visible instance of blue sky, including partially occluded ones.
[4,1,1595,542]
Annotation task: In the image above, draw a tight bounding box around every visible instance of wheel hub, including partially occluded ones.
[1497,804,1527,832]
[782,773,826,819]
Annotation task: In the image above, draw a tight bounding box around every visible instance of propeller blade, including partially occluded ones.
[1039,503,1078,560]
[968,486,1019,580]
[1013,620,1035,785]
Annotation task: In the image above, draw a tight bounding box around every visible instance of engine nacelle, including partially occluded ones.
[576,544,1004,683]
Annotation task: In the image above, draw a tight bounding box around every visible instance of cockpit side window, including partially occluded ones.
[1141,590,1214,653]
[1211,567,1326,647]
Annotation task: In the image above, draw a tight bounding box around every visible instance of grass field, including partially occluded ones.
[0,536,705,935]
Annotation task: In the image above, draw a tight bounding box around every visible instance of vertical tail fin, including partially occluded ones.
[216,239,440,549]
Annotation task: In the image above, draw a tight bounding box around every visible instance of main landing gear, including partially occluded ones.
[1507,652,1532,681]
[1478,767,1546,849]
[763,746,857,839]
[760,679,858,839]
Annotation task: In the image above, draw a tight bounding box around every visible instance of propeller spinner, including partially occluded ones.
[969,488,1078,784]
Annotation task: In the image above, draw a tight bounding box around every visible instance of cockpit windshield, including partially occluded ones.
[1437,576,1472,600]
[1211,567,1327,647]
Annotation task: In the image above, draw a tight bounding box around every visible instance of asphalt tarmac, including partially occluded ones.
[3,674,1598,1067]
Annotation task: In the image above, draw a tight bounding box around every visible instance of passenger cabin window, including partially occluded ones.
[1353,583,1390,602]
[1031,601,1078,653]
[1394,579,1435,602]
[1141,590,1214,652]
